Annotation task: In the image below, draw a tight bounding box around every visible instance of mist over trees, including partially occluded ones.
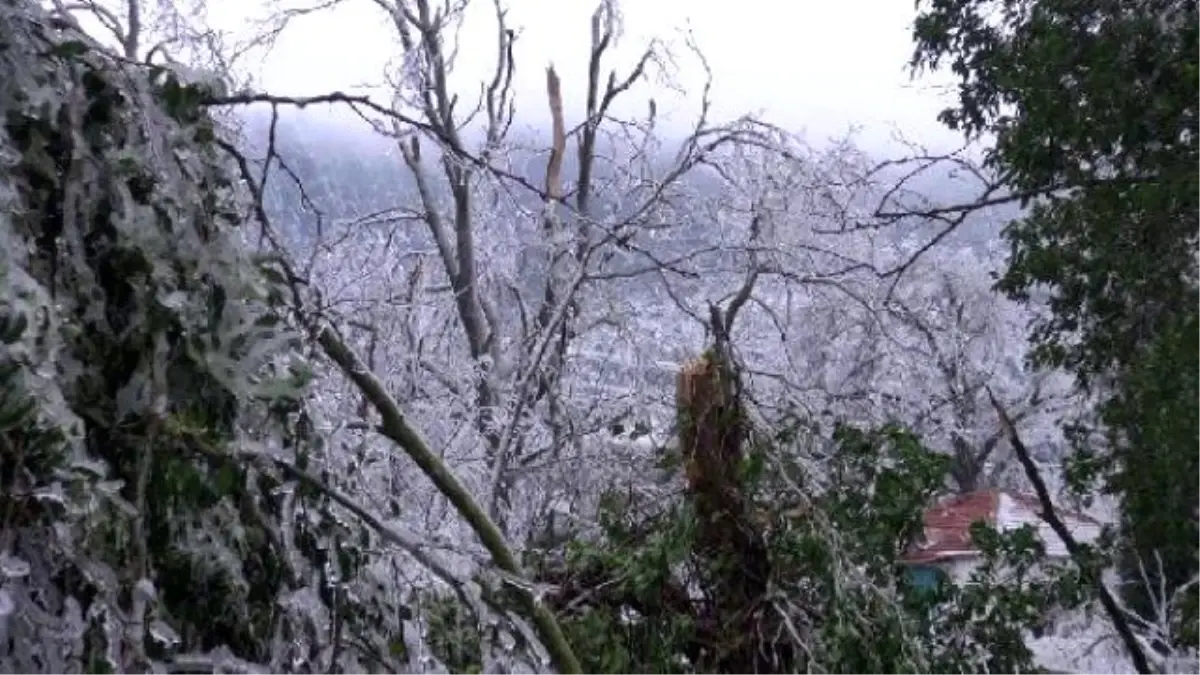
[0,0,1194,673]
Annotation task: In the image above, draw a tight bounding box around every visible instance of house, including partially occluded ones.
[901,488,1103,588]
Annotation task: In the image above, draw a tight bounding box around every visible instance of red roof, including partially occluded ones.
[900,488,1100,565]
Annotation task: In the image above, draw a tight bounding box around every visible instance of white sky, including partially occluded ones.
[204,0,964,152]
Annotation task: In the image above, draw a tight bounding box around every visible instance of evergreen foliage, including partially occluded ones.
[911,0,1198,648]
[0,2,402,670]
[422,419,1084,673]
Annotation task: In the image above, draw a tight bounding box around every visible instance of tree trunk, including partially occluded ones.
[676,350,775,672]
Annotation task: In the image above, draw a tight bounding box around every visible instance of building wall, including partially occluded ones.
[936,555,1073,586]
[909,491,1116,673]
[933,556,981,585]
[995,492,1102,556]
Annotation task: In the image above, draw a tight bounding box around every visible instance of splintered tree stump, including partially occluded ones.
[676,353,743,515]
[676,350,773,672]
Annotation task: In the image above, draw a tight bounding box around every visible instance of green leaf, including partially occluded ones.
[49,40,88,59]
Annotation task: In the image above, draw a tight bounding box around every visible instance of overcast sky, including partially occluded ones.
[205,0,963,153]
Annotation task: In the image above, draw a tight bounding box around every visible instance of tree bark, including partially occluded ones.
[676,350,774,672]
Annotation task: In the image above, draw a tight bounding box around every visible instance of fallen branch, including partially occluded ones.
[986,386,1152,674]
[315,323,583,674]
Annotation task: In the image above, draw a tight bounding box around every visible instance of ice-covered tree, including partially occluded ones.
[0,1,424,671]
[874,243,1079,495]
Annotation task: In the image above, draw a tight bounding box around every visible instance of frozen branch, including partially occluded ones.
[988,386,1152,674]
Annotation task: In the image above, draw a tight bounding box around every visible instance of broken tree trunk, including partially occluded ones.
[676,348,774,672]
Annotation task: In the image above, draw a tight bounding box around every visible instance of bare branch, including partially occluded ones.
[544,65,565,202]
[315,323,583,674]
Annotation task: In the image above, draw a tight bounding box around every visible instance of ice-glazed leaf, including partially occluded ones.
[94,479,125,497]
[0,554,30,580]
[32,482,67,506]
[157,290,189,311]
[148,619,181,648]
[67,457,108,478]
[134,578,158,603]
[101,491,139,517]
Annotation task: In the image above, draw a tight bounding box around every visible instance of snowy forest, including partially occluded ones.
[0,0,1196,672]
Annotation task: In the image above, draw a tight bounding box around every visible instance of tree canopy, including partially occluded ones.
[912,0,1198,649]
